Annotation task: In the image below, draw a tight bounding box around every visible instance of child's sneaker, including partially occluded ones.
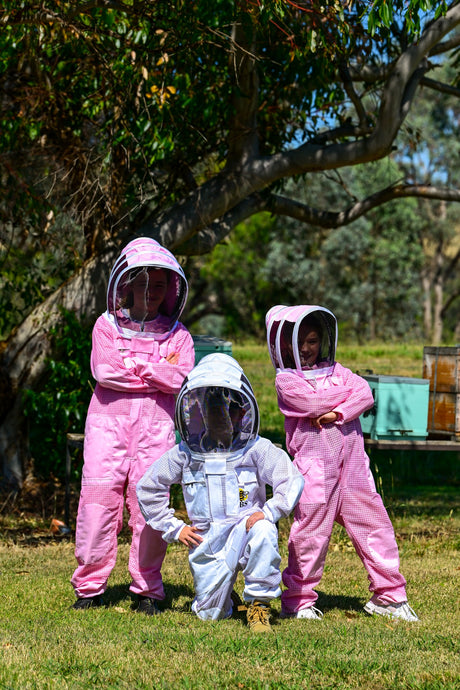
[247,601,272,633]
[136,596,161,616]
[71,595,104,610]
[364,600,419,622]
[280,605,323,620]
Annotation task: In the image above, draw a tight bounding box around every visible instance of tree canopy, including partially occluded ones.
[2,0,460,259]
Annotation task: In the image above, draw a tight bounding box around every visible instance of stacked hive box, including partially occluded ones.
[359,375,429,441]
[192,335,233,364]
[423,346,460,441]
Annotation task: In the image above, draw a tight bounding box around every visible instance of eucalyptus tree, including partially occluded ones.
[210,161,424,342]
[1,0,460,486]
[392,60,460,342]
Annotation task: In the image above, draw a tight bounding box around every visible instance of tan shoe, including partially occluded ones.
[246,600,272,633]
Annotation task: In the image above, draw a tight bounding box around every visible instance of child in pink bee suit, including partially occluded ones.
[265,305,419,622]
[71,238,195,614]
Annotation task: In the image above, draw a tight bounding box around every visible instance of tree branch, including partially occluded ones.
[428,32,460,56]
[339,62,371,131]
[264,3,460,175]
[139,4,460,252]
[175,193,270,255]
[419,76,460,97]
[270,184,460,229]
[226,14,260,168]
[348,23,460,86]
[441,289,460,317]
[174,181,460,255]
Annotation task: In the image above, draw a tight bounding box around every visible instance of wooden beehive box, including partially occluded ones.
[423,346,460,440]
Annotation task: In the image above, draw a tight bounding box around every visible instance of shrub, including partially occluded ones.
[23,310,93,480]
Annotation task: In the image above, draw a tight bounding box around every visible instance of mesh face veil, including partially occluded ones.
[266,305,337,371]
[107,238,188,338]
[175,354,259,457]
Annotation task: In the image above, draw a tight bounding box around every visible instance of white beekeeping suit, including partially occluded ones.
[137,353,304,620]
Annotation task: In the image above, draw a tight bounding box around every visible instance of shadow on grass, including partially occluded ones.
[0,525,74,547]
[316,591,365,615]
[383,485,459,518]
[369,448,459,493]
[163,582,195,612]
[267,593,364,622]
[94,582,196,612]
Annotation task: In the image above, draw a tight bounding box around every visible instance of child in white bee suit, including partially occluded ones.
[71,238,195,614]
[136,353,304,632]
[265,305,419,622]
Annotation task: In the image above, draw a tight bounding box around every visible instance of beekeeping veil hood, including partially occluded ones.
[175,353,259,460]
[266,305,337,372]
[107,237,188,338]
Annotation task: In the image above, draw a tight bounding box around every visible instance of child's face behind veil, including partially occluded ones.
[130,268,168,320]
[298,326,321,369]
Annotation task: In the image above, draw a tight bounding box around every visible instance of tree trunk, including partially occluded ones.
[455,319,460,343]
[0,245,117,489]
[433,270,444,345]
[422,271,432,341]
[432,204,447,345]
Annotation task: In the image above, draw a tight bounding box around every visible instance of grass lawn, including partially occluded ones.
[0,341,458,689]
[0,499,458,690]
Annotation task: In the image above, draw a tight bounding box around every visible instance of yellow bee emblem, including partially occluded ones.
[239,488,249,507]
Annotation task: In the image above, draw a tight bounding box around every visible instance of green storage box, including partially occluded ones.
[192,335,233,364]
[360,375,429,440]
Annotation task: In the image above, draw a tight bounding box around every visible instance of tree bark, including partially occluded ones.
[432,237,445,345]
[0,245,117,488]
[422,272,433,341]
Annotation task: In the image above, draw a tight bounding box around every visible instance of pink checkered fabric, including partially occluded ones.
[71,313,195,599]
[275,362,408,613]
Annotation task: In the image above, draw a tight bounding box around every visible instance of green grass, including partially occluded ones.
[0,501,459,689]
[0,341,459,689]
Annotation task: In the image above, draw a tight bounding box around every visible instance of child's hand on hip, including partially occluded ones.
[246,511,265,532]
[179,525,203,548]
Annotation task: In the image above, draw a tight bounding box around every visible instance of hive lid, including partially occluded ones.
[363,374,429,385]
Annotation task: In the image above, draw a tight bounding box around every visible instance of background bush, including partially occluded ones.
[23,310,93,480]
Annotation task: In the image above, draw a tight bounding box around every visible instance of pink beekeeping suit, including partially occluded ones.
[71,238,195,601]
[265,305,408,615]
